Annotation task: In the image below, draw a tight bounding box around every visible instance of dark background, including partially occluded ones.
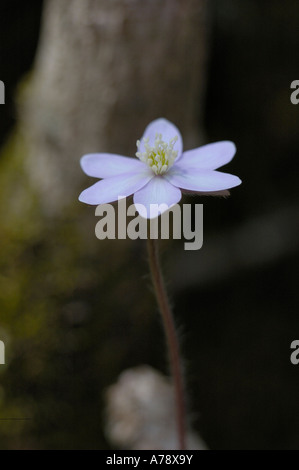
[0,0,298,450]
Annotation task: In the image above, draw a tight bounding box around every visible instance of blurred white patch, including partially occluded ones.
[105,365,207,450]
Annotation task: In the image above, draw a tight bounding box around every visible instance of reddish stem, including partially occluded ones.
[146,237,187,450]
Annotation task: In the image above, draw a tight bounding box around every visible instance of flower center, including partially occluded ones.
[136,133,178,175]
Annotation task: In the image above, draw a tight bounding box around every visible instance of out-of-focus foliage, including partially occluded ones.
[0,134,162,448]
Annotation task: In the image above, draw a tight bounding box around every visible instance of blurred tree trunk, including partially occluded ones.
[22,0,209,214]
[0,0,211,449]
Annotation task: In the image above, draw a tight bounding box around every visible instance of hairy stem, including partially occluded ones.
[146,237,187,450]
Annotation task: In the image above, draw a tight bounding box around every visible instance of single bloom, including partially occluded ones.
[79,118,242,218]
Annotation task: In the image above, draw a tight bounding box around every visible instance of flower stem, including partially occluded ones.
[146,237,187,450]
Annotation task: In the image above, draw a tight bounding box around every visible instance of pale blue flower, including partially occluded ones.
[79,118,241,218]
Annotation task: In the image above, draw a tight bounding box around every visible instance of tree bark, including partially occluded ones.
[22,0,209,214]
[0,0,210,449]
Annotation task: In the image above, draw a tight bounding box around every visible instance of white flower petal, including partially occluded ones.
[165,167,242,192]
[79,170,153,205]
[133,176,182,219]
[175,141,236,171]
[139,118,183,158]
[81,153,146,178]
